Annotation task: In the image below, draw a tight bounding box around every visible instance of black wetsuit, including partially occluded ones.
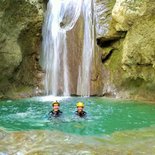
[75,111,87,118]
[49,110,62,118]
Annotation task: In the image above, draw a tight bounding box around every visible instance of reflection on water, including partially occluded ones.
[0,97,155,154]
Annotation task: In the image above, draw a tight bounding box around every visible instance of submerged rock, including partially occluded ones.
[0,127,155,154]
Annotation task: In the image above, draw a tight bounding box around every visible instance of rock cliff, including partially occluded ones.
[96,0,155,101]
[0,0,44,98]
[0,0,155,101]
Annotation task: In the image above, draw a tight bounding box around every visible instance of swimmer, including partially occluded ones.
[48,101,62,118]
[75,102,87,118]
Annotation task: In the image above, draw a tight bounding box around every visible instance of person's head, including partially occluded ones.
[76,102,84,112]
[52,101,60,112]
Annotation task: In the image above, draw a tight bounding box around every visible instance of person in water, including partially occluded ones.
[75,102,87,118]
[49,101,62,118]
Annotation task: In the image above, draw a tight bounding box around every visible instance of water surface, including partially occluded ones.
[0,96,155,135]
[0,97,155,154]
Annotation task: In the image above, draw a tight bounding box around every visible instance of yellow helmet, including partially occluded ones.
[76,102,84,107]
[52,101,60,107]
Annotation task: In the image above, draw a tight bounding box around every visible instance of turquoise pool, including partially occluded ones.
[0,96,155,155]
[0,96,155,135]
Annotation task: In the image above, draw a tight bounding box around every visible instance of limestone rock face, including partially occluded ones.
[95,0,116,38]
[0,0,44,98]
[97,0,155,101]
[112,0,147,31]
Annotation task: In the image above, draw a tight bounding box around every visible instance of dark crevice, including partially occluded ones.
[97,31,127,48]
[97,38,117,48]
[136,63,152,66]
[101,49,114,63]
[124,63,152,67]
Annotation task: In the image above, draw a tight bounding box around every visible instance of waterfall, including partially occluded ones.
[42,0,82,96]
[77,0,95,96]
[42,0,94,96]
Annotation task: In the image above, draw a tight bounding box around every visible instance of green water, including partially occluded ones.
[0,96,155,135]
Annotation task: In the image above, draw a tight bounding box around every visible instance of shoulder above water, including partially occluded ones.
[49,110,63,118]
[75,111,87,118]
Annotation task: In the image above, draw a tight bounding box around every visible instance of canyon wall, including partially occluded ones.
[0,0,44,98]
[0,0,155,101]
[96,0,155,101]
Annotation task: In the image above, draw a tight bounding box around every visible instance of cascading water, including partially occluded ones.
[77,0,95,96]
[42,0,94,96]
[42,0,82,96]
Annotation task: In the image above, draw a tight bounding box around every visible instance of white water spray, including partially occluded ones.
[77,0,95,96]
[42,0,82,95]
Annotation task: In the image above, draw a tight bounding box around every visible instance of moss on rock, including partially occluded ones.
[0,0,44,98]
[97,0,155,101]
